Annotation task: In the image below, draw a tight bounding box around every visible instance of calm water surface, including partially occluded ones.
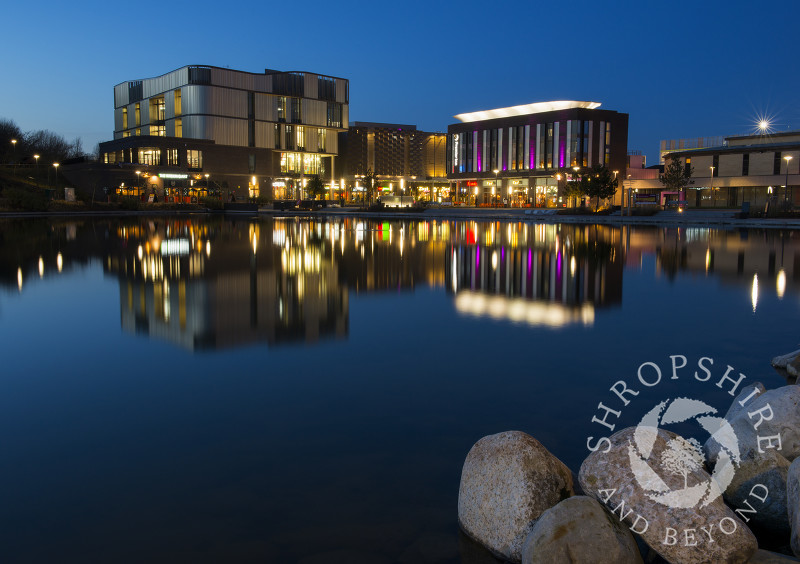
[1,216,798,563]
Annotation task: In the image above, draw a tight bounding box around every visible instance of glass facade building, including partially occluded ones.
[446,101,628,207]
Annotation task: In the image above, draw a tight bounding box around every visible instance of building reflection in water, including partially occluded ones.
[447,222,623,327]
[4,219,800,349]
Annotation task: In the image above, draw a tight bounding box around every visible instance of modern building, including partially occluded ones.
[662,131,800,209]
[97,65,349,201]
[446,101,629,207]
[338,122,447,201]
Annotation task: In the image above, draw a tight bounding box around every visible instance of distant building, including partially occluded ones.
[338,122,446,201]
[446,101,629,207]
[96,65,349,201]
[663,131,800,209]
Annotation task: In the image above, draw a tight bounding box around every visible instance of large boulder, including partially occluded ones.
[747,549,800,562]
[705,385,800,533]
[787,457,800,556]
[520,495,642,564]
[457,431,574,563]
[580,427,758,564]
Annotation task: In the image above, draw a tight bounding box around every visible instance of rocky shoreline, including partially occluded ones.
[456,352,800,563]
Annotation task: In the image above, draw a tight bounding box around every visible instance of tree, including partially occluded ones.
[661,437,704,490]
[306,174,326,200]
[364,168,377,205]
[564,171,587,208]
[661,156,694,193]
[584,165,619,211]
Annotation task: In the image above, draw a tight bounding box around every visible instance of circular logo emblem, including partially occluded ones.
[627,398,741,509]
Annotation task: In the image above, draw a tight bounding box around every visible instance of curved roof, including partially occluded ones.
[454,101,601,123]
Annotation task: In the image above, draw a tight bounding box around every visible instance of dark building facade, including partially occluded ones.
[338,122,447,201]
[96,65,349,202]
[446,101,628,207]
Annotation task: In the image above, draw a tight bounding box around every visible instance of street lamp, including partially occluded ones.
[709,166,715,208]
[11,139,17,175]
[573,166,580,208]
[205,173,210,198]
[135,170,141,197]
[33,154,40,187]
[784,155,793,209]
[613,170,619,208]
[53,162,59,194]
[493,169,499,207]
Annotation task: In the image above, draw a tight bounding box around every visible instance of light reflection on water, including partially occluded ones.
[1,217,800,562]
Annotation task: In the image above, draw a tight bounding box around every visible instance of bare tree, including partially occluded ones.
[661,437,704,489]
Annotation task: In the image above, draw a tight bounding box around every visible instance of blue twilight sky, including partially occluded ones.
[2,0,798,164]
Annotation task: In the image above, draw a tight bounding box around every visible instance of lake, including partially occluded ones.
[1,215,798,563]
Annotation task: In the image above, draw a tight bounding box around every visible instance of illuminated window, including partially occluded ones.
[326,102,342,128]
[135,128,141,136]
[318,128,326,152]
[167,149,179,166]
[277,96,287,122]
[152,125,166,136]
[175,118,182,138]
[150,97,165,121]
[123,131,130,138]
[174,89,182,116]
[296,126,305,150]
[122,107,128,130]
[137,148,161,165]
[186,150,202,168]
[135,103,141,126]
[290,97,302,123]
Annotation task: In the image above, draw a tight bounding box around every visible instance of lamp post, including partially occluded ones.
[627,174,632,216]
[573,166,580,208]
[784,155,793,209]
[11,139,17,176]
[53,162,59,195]
[709,166,715,208]
[613,170,619,208]
[493,169,499,207]
[205,173,210,199]
[135,170,141,198]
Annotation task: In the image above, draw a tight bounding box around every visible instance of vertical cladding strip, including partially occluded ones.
[524,125,530,170]
[509,127,514,171]
[498,128,503,171]
[473,131,478,174]
[598,122,606,167]
[304,73,318,100]
[483,130,488,173]
[566,120,572,168]
[553,123,560,169]
[588,121,594,167]
[536,124,542,169]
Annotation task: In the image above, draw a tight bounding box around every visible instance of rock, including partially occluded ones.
[725,382,767,420]
[789,358,800,379]
[787,458,800,556]
[705,385,800,533]
[771,350,800,369]
[520,495,642,564]
[458,431,574,563]
[580,427,758,564]
[748,549,800,562]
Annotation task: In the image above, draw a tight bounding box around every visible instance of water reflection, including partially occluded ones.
[3,218,800,349]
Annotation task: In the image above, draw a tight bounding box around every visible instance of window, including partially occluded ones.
[280,152,322,175]
[685,157,692,177]
[187,150,202,168]
[318,128,326,152]
[274,124,281,149]
[605,122,611,165]
[277,96,287,122]
[167,149,179,166]
[135,128,141,136]
[285,125,294,150]
[175,118,182,138]
[152,125,166,136]
[150,97,165,122]
[123,131,130,138]
[137,148,161,166]
[290,98,302,123]
[296,126,305,150]
[174,89,182,116]
[122,107,128,130]
[318,76,336,101]
[326,102,342,128]
[712,155,719,176]
[774,152,782,175]
[135,103,141,126]
[742,153,749,176]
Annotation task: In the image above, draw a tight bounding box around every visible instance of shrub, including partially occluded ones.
[4,187,48,211]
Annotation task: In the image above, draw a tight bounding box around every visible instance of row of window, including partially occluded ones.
[449,120,611,174]
[103,148,202,168]
[685,151,792,177]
